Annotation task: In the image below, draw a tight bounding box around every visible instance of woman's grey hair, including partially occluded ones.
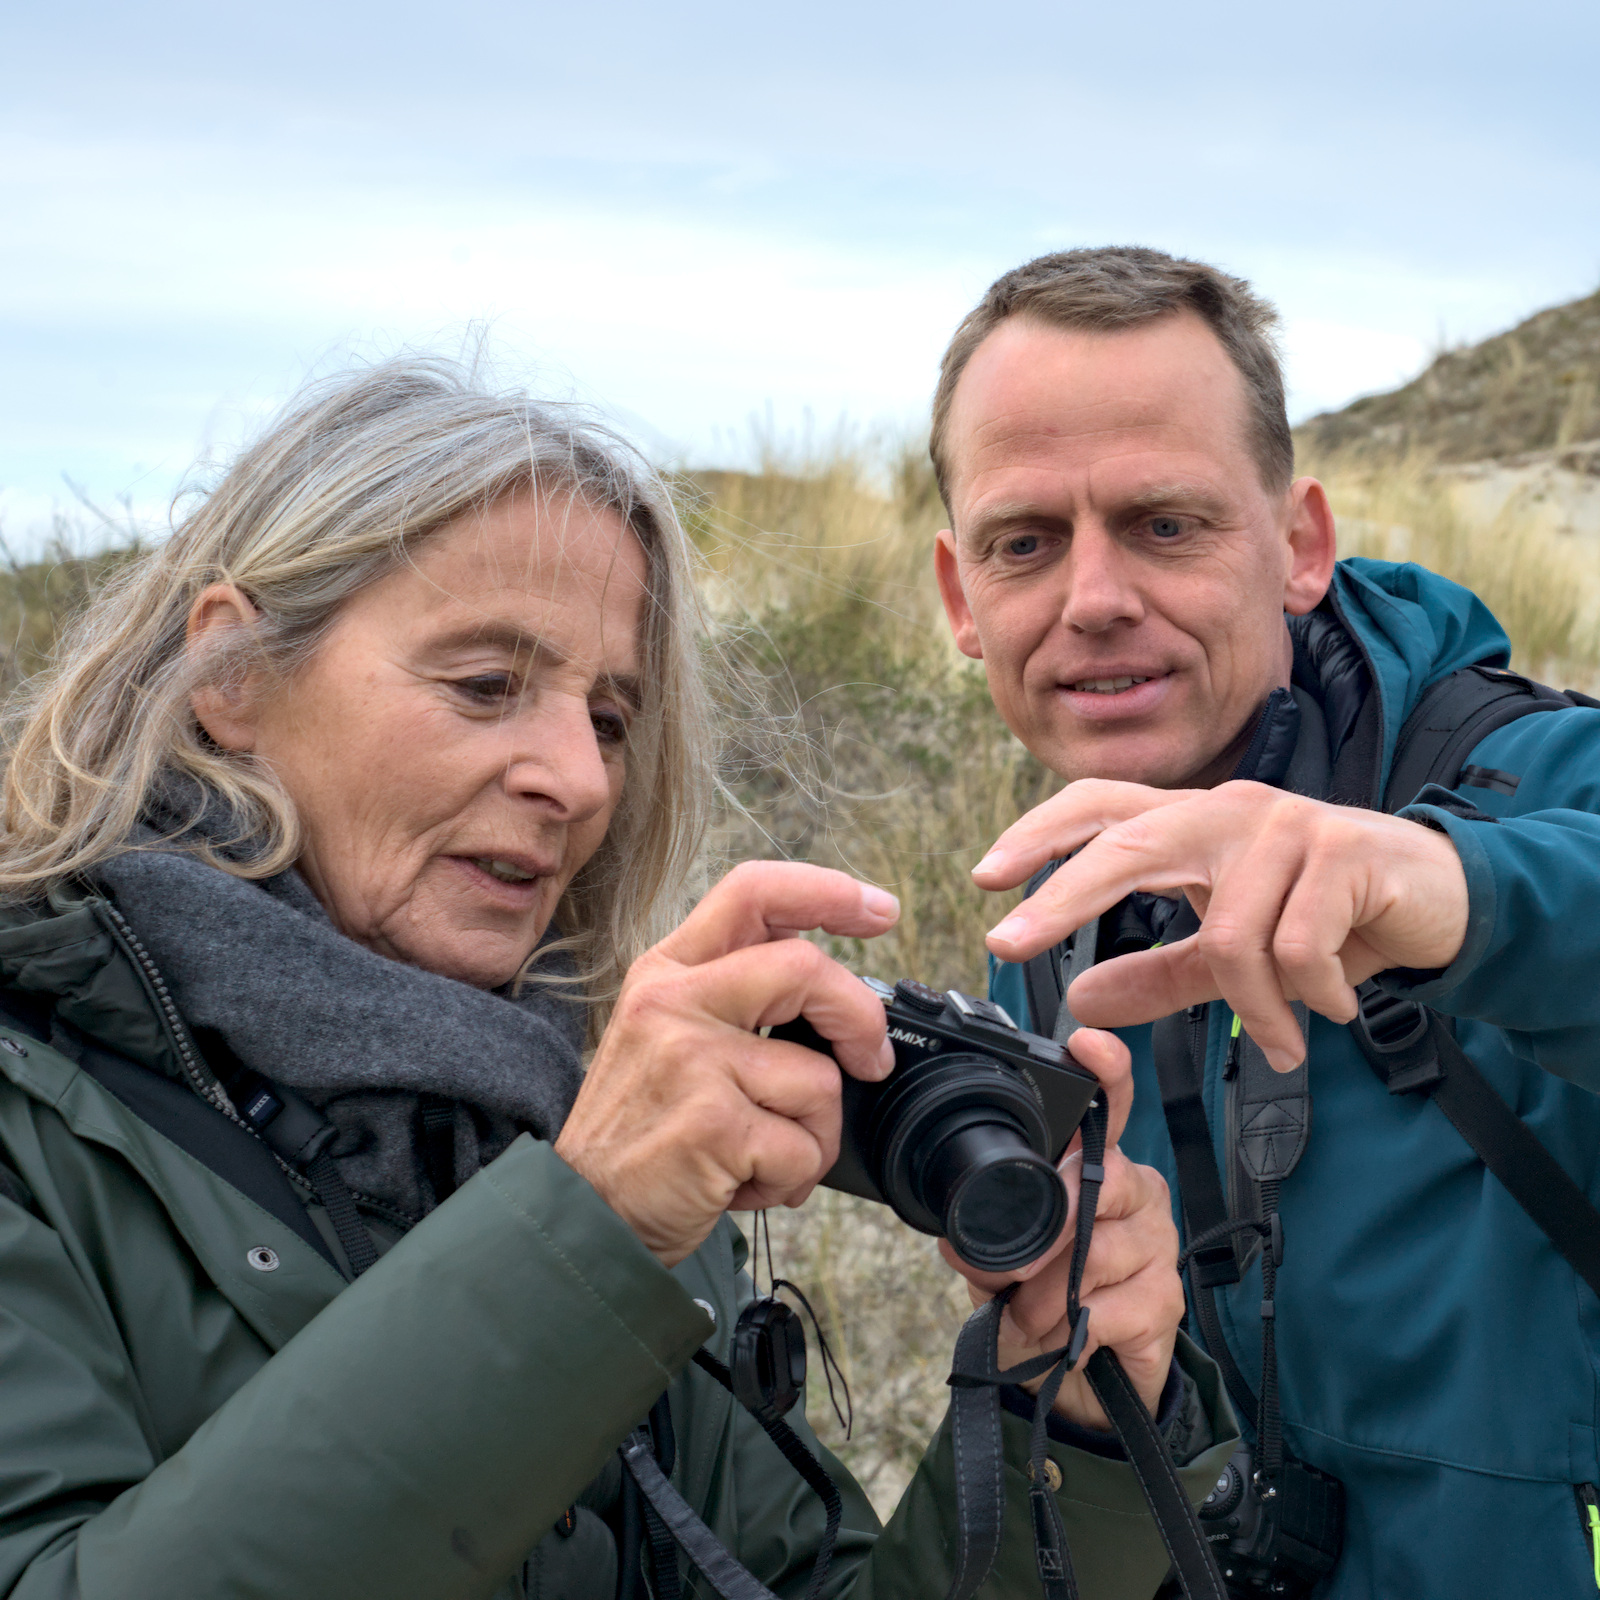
[0,356,717,1026]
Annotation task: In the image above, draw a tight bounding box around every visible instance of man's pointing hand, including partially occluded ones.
[973,779,1470,1072]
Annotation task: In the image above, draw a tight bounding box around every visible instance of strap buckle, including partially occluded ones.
[1351,984,1446,1095]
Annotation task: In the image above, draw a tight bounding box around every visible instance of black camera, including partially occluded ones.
[770,977,1100,1273]
[1195,1444,1344,1597]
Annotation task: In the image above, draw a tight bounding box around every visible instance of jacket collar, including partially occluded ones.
[0,889,192,1084]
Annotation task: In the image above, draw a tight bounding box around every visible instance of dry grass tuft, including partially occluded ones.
[698,437,1600,1515]
[2,436,1593,1521]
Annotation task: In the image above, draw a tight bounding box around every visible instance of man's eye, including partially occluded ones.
[1149,517,1184,539]
[1004,534,1041,557]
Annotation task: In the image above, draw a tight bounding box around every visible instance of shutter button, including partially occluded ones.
[693,1298,717,1325]
[246,1246,280,1272]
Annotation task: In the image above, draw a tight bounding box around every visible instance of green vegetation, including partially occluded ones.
[700,432,1600,1511]
[5,295,1597,1513]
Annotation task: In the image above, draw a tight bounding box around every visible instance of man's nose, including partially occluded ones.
[503,696,613,821]
[1060,524,1144,634]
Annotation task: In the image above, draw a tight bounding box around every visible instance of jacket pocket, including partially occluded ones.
[1575,1484,1600,1590]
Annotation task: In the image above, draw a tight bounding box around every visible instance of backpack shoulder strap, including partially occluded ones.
[1385,663,1576,811]
[1377,667,1600,1299]
[1352,984,1600,1301]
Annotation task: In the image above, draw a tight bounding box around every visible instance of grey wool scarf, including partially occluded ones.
[94,838,588,1225]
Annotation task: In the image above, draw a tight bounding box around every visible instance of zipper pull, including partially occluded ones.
[1576,1484,1600,1589]
[1223,1013,1244,1080]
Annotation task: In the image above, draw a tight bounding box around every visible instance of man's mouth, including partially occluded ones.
[1068,675,1153,695]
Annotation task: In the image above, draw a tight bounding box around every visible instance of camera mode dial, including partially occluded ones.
[894,979,947,1015]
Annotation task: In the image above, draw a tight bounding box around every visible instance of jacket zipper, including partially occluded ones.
[95,902,308,1191]
[1576,1485,1600,1589]
[95,900,366,1211]
[96,900,235,1118]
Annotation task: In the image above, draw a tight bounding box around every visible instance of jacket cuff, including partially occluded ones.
[483,1137,713,1376]
[998,1332,1238,1484]
[1378,801,1499,1002]
[997,1356,1189,1461]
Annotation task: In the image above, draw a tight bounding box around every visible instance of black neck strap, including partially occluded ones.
[943,1095,1227,1600]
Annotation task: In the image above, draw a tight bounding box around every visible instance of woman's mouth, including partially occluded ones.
[473,857,540,885]
[450,854,555,903]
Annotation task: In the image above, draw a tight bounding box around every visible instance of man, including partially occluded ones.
[932,246,1600,1596]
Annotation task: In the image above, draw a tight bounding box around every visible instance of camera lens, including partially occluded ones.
[915,1110,1068,1273]
[866,1052,1070,1272]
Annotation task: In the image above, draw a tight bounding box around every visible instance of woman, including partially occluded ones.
[0,358,1233,1600]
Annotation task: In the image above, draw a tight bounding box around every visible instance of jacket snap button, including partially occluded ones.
[1025,1458,1063,1492]
[0,1038,26,1057]
[246,1246,281,1272]
[694,1298,717,1325]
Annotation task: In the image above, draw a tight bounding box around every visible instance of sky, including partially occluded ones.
[3,0,1597,550]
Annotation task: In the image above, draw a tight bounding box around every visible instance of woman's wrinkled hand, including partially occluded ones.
[940,1026,1183,1429]
[554,861,899,1267]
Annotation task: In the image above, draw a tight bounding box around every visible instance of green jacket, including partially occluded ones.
[0,891,1237,1600]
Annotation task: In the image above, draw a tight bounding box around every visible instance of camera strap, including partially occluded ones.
[945,1095,1228,1600]
[616,1346,842,1600]
[1154,991,1315,1498]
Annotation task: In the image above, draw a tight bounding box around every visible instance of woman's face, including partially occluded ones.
[202,495,648,987]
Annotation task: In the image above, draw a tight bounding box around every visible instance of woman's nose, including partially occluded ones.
[502,698,613,821]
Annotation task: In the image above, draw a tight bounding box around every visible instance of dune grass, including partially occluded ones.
[2,438,1592,1515]
[696,438,1600,1511]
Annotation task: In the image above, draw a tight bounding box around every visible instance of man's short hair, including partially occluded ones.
[930,246,1294,507]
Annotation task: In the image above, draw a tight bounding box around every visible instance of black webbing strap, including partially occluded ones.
[1383,664,1575,812]
[304,1151,380,1277]
[620,1434,782,1600]
[945,1293,1011,1600]
[641,1392,684,1600]
[618,1351,840,1600]
[1083,1347,1227,1600]
[232,1067,380,1278]
[1352,985,1600,1301]
[1152,1007,1238,1291]
[1152,1003,1264,1427]
[417,1093,458,1205]
[691,1349,842,1600]
[943,1101,1226,1600]
[1020,862,1071,1041]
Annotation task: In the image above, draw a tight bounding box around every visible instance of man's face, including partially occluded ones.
[934,312,1335,788]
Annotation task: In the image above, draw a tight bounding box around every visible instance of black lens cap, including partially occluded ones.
[894,979,947,1015]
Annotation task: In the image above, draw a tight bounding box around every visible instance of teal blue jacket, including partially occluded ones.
[994,558,1600,1597]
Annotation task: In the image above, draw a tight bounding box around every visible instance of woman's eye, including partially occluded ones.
[1004,534,1041,558]
[592,709,628,746]
[1149,516,1184,540]
[453,674,516,704]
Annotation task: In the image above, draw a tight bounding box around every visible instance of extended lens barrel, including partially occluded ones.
[916,1110,1068,1272]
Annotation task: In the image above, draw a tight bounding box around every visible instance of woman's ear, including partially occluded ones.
[188,584,264,752]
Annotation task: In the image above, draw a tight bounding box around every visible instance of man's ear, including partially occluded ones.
[187,584,264,752]
[934,530,984,660]
[1282,477,1338,617]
